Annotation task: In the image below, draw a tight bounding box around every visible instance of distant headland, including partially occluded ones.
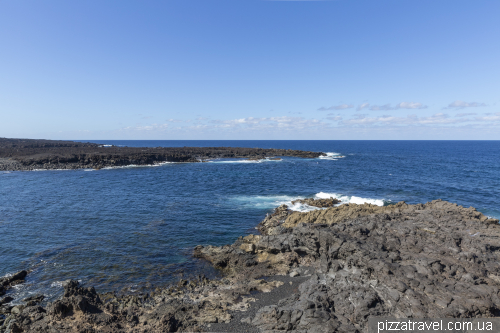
[0,138,325,171]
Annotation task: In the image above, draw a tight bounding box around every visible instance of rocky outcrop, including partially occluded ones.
[0,271,27,291]
[0,271,27,299]
[0,138,325,171]
[196,200,500,332]
[3,200,500,332]
[291,197,341,208]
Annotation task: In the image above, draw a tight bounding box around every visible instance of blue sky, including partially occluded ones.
[1,0,499,140]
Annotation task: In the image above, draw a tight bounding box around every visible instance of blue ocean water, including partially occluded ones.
[1,140,499,302]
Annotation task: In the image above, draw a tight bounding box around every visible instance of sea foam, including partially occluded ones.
[315,192,385,206]
[318,152,345,160]
[208,157,282,164]
[101,162,176,170]
[231,192,386,212]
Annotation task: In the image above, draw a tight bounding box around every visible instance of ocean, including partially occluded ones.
[1,140,499,303]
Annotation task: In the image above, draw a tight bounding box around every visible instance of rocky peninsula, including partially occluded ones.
[0,138,325,171]
[2,199,500,332]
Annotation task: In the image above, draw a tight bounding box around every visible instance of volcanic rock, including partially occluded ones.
[197,200,500,331]
[0,271,27,297]
[22,295,44,307]
[0,138,326,171]
[291,197,341,208]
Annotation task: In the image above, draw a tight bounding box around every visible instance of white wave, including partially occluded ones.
[101,162,176,170]
[318,152,345,160]
[231,192,386,213]
[288,192,385,211]
[486,215,500,221]
[29,162,175,171]
[315,192,385,206]
[231,195,317,212]
[231,195,302,209]
[208,157,282,164]
[288,202,320,213]
[50,279,82,288]
[4,276,86,306]
[209,160,263,164]
[50,281,64,288]
[12,283,27,290]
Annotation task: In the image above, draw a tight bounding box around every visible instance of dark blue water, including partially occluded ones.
[1,141,499,302]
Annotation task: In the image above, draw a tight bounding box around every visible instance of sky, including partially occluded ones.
[1,0,499,140]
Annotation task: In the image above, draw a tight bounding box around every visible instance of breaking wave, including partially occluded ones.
[230,192,387,212]
[318,152,345,160]
[207,157,283,164]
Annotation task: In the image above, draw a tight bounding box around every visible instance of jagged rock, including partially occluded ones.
[0,271,27,288]
[291,197,341,208]
[257,205,291,235]
[22,295,44,307]
[0,271,28,305]
[48,280,102,319]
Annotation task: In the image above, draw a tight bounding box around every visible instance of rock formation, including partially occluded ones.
[291,197,341,208]
[0,271,27,298]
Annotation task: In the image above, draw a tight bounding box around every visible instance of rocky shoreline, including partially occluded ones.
[0,138,325,171]
[2,199,500,332]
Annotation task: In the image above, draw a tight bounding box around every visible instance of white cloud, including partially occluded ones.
[368,102,427,111]
[395,102,427,109]
[357,103,370,111]
[318,104,354,111]
[118,116,333,137]
[122,123,169,131]
[213,116,326,130]
[369,104,394,111]
[340,113,468,126]
[474,112,500,122]
[115,111,500,139]
[455,113,477,117]
[327,116,343,121]
[446,100,486,109]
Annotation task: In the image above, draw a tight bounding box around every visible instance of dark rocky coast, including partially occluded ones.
[2,199,500,332]
[0,138,325,171]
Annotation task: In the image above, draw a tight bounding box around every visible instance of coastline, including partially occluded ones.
[2,199,500,332]
[0,138,325,171]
